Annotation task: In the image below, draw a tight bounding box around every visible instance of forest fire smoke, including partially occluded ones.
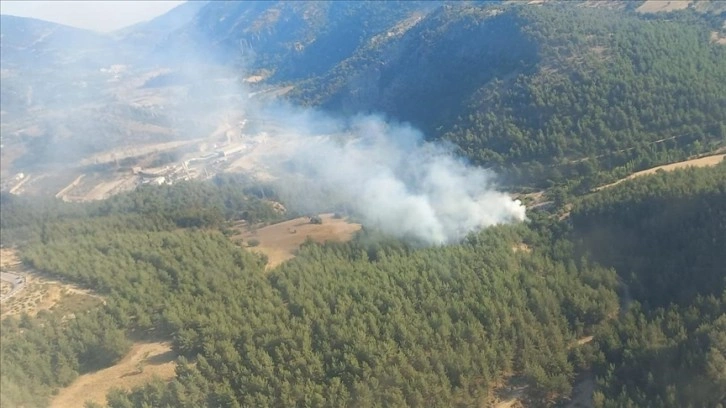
[256,108,527,244]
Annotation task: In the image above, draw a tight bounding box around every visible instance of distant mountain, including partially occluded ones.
[112,1,208,55]
[139,0,724,188]
[292,4,540,137]
[2,1,724,188]
[155,1,442,81]
[0,15,112,69]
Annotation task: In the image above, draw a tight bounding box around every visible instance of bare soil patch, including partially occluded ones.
[575,335,595,346]
[636,1,691,13]
[0,249,102,318]
[231,214,362,269]
[0,248,21,269]
[488,377,529,408]
[711,31,726,45]
[69,174,138,202]
[50,342,177,408]
[596,153,725,191]
[0,280,13,297]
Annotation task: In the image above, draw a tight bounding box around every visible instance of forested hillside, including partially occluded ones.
[1,177,621,407]
[157,1,440,81]
[2,2,726,407]
[571,161,726,407]
[291,3,726,188]
[2,161,724,407]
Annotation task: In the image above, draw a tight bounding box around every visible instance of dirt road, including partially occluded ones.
[596,153,725,191]
[0,271,26,303]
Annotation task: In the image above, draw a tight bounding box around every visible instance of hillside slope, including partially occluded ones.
[156,1,441,81]
[290,3,726,188]
[0,15,111,69]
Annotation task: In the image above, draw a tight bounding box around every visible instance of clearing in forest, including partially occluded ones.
[488,376,529,408]
[50,342,177,408]
[0,249,102,318]
[231,213,362,269]
[636,1,691,13]
[596,153,725,191]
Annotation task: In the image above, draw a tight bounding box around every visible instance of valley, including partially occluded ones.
[1,1,725,408]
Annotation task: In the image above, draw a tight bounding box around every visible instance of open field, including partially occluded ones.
[636,0,691,13]
[711,31,726,45]
[63,174,139,202]
[0,248,22,269]
[51,342,177,408]
[231,214,362,269]
[79,139,201,167]
[596,153,725,191]
[0,281,13,297]
[0,249,102,318]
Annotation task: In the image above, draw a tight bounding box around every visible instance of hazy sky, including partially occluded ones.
[0,1,187,32]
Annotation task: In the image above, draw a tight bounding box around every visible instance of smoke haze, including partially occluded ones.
[251,106,527,244]
[1,5,527,245]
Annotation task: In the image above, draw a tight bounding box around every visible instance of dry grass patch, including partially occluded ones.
[487,377,529,408]
[0,273,103,318]
[711,31,726,45]
[636,1,691,13]
[50,342,177,408]
[0,280,13,297]
[231,213,362,269]
[0,249,102,318]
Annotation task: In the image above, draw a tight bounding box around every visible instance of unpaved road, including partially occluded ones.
[596,153,725,191]
[0,271,25,303]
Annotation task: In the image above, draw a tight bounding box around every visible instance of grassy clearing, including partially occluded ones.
[229,213,362,269]
[50,342,177,408]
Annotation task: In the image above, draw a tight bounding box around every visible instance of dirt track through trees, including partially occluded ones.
[596,153,725,191]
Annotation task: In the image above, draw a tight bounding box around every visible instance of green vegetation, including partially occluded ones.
[569,161,726,407]
[2,2,725,407]
[2,162,724,407]
[292,3,726,189]
[1,176,620,407]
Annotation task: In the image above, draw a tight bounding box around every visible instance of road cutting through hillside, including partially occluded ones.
[596,153,725,191]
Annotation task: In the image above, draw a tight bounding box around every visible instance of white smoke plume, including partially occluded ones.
[253,106,527,245]
[0,6,526,245]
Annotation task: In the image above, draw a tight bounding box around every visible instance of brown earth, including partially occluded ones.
[488,377,529,408]
[0,280,13,297]
[0,249,102,318]
[0,248,21,269]
[636,0,691,13]
[231,214,362,269]
[711,31,726,45]
[50,342,177,408]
